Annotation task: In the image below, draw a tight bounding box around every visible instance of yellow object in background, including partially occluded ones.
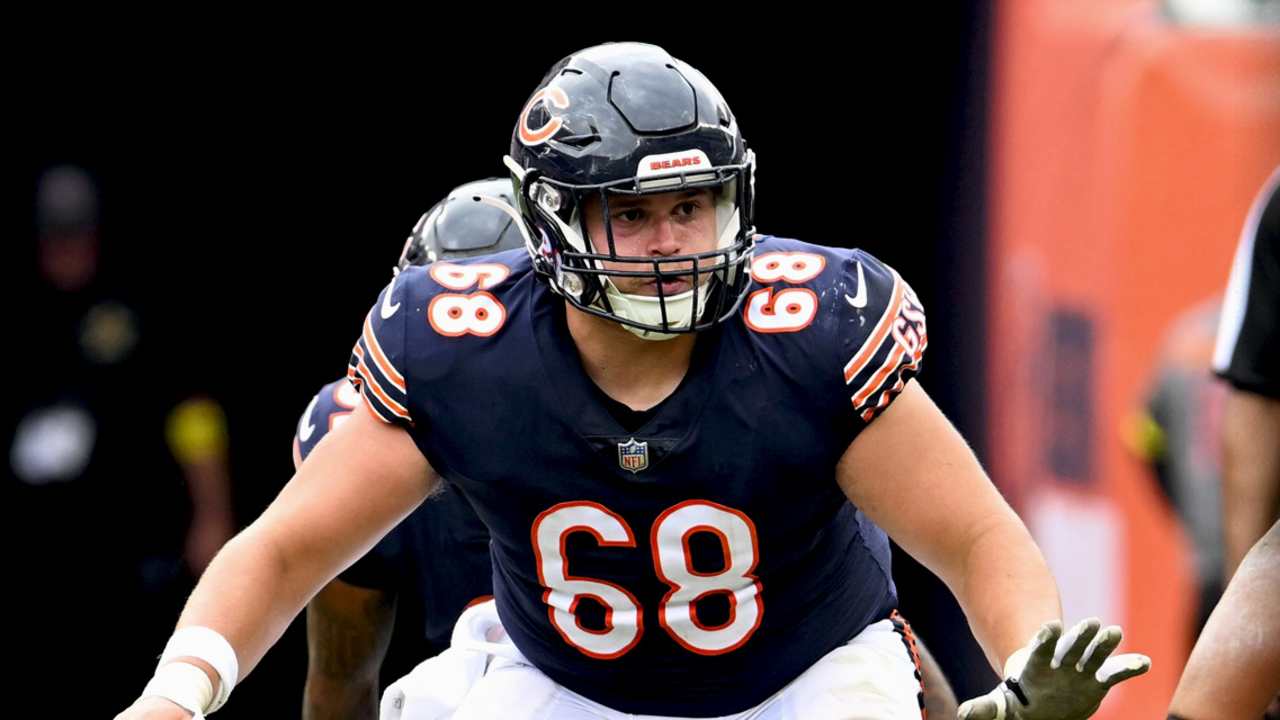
[166,397,229,465]
[1126,411,1167,464]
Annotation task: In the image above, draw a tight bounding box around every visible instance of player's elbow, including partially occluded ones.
[953,513,1053,603]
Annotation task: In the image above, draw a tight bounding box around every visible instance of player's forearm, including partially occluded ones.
[171,403,434,690]
[1221,390,1280,580]
[952,514,1062,674]
[1170,519,1280,719]
[172,519,329,688]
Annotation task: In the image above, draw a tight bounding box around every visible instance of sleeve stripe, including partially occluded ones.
[860,377,906,422]
[854,348,905,408]
[351,342,406,410]
[356,357,411,420]
[349,345,411,420]
[363,313,407,393]
[346,362,383,421]
[844,269,905,384]
[1213,166,1280,372]
[855,336,927,420]
[852,329,927,408]
[359,386,395,424]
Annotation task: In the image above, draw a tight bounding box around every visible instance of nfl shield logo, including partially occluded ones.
[617,438,649,474]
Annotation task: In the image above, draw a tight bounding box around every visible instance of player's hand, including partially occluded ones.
[957,618,1150,720]
[113,696,199,720]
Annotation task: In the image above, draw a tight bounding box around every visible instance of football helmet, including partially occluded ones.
[397,177,527,271]
[503,42,756,339]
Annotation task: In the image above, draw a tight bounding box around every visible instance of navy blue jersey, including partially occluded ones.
[293,379,492,650]
[348,239,926,716]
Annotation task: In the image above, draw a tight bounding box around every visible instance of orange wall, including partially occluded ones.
[988,2,1280,715]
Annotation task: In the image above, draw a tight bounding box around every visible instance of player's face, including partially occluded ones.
[582,188,718,296]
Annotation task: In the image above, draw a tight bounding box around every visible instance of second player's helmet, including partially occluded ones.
[505,42,756,339]
[397,178,527,270]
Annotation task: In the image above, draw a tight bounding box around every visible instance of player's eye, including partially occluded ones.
[674,200,701,217]
[613,208,644,223]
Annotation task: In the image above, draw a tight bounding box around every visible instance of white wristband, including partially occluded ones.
[140,662,210,719]
[158,626,240,713]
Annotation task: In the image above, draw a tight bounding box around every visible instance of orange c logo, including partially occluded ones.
[518,87,570,147]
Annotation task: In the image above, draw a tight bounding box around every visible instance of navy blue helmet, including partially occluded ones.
[504,43,756,338]
[397,177,526,270]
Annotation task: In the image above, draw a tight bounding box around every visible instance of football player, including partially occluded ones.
[1169,165,1280,720]
[299,179,959,719]
[295,178,522,720]
[119,43,1146,720]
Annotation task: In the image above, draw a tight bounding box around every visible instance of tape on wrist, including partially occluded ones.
[140,661,210,719]
[158,626,240,713]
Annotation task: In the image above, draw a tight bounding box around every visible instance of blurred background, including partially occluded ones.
[6,2,1278,717]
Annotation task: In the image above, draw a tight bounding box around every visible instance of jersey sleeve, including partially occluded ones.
[292,392,320,469]
[348,274,414,425]
[291,380,362,468]
[837,250,928,424]
[1213,167,1280,398]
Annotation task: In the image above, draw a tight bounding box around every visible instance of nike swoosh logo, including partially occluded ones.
[845,262,868,309]
[297,394,319,443]
[380,274,401,319]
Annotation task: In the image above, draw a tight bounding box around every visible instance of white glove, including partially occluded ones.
[957,618,1151,720]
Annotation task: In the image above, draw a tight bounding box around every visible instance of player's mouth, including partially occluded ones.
[645,277,691,296]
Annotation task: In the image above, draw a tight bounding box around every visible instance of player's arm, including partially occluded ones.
[303,579,397,720]
[1220,388,1280,580]
[116,403,437,720]
[1168,517,1280,719]
[833,252,1145,717]
[839,381,1148,719]
[838,380,1059,672]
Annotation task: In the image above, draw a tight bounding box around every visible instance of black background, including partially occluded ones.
[9,13,998,714]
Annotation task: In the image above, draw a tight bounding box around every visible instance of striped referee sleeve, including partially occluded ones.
[1212,166,1280,397]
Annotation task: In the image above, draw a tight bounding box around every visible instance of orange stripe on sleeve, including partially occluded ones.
[852,333,927,420]
[844,271,905,384]
[363,314,407,393]
[355,356,411,420]
[853,339,907,408]
[358,389,394,425]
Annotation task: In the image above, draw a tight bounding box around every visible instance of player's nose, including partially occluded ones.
[649,217,682,257]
